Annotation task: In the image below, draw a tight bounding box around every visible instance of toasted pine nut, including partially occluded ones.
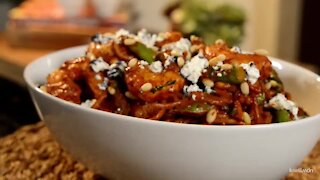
[221,64,233,70]
[86,52,96,61]
[128,58,138,67]
[107,86,116,95]
[240,82,250,95]
[171,49,180,56]
[202,78,214,88]
[215,39,225,45]
[177,57,185,67]
[254,49,269,56]
[206,109,217,124]
[265,80,279,89]
[209,54,226,66]
[40,85,47,93]
[243,112,251,125]
[190,35,199,41]
[140,83,153,92]
[270,80,278,87]
[125,91,137,99]
[190,45,200,53]
[124,38,136,46]
[209,57,220,66]
[217,54,226,61]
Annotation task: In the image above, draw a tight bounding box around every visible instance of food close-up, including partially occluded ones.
[0,0,320,179]
[44,29,307,125]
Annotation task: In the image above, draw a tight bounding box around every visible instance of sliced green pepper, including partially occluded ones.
[256,93,265,105]
[229,107,237,116]
[174,103,215,117]
[276,109,291,123]
[217,65,246,84]
[185,103,211,113]
[269,70,283,93]
[270,69,283,84]
[127,42,156,64]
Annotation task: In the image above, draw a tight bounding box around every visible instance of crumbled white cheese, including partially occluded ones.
[161,38,191,56]
[192,94,197,100]
[92,34,113,44]
[98,77,109,91]
[230,46,242,53]
[139,61,148,65]
[183,84,203,94]
[136,29,158,49]
[90,57,110,73]
[93,29,133,44]
[113,29,133,43]
[95,74,102,80]
[268,93,299,120]
[164,56,175,68]
[240,62,260,84]
[81,99,97,108]
[115,29,130,38]
[164,59,171,68]
[149,61,163,73]
[116,61,128,71]
[138,60,149,69]
[181,52,209,83]
[205,86,214,94]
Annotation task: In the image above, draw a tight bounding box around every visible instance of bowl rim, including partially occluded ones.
[23,45,320,130]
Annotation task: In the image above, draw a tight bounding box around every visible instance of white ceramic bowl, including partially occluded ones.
[24,45,320,180]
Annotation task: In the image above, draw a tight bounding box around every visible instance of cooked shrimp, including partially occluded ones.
[125,64,185,103]
[46,57,108,106]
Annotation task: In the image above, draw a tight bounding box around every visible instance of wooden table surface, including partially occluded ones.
[0,34,53,67]
[0,33,54,85]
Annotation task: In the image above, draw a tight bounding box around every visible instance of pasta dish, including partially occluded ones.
[42,29,308,125]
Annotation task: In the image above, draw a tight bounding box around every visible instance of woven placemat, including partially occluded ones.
[0,122,319,179]
[0,122,104,179]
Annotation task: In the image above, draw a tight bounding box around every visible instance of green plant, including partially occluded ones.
[167,0,246,46]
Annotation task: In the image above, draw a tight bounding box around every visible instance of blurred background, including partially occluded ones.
[0,0,319,136]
